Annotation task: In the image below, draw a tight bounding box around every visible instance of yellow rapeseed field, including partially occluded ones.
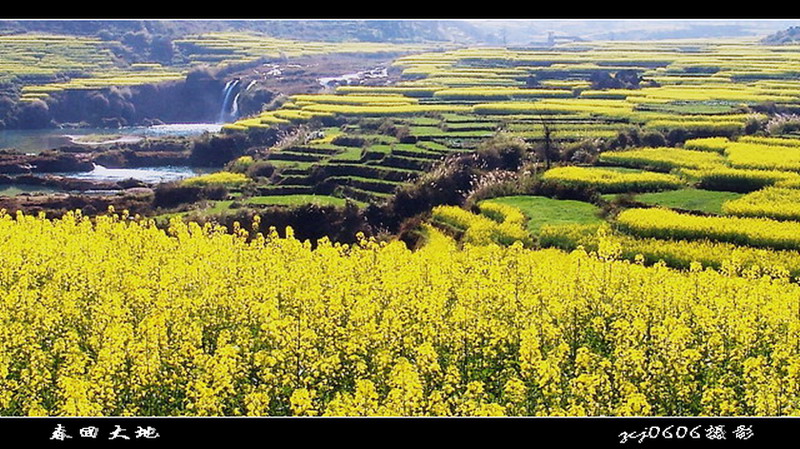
[722,186,800,221]
[616,207,800,250]
[541,166,685,193]
[1,210,799,416]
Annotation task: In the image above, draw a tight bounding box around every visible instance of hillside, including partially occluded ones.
[762,26,800,44]
[0,20,489,45]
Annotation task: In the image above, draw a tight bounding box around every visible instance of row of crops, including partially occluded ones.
[173,32,440,65]
[222,125,465,206]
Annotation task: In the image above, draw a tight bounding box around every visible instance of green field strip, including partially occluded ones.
[319,162,419,182]
[280,166,315,176]
[285,145,345,155]
[390,144,445,160]
[415,141,465,154]
[329,146,364,162]
[632,188,745,215]
[481,195,604,234]
[255,185,315,195]
[325,175,404,194]
[244,194,351,207]
[265,160,316,170]
[275,174,316,186]
[379,155,435,171]
[340,185,394,203]
[265,151,324,162]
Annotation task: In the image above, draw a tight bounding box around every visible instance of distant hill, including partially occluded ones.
[762,26,800,44]
[0,19,495,68]
[4,19,798,48]
[465,20,800,45]
[0,20,491,44]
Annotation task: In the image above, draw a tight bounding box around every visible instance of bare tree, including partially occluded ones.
[538,115,559,170]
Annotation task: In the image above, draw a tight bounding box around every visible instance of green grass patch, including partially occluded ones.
[416,141,461,153]
[269,160,318,170]
[330,146,363,161]
[638,101,739,115]
[441,113,496,123]
[244,194,357,208]
[407,117,441,126]
[360,134,398,145]
[203,200,235,215]
[152,199,235,224]
[0,184,61,196]
[633,188,744,215]
[481,195,604,234]
[366,144,393,154]
[393,143,440,155]
[444,122,498,131]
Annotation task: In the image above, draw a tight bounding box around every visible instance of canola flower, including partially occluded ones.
[541,166,685,193]
[724,142,800,172]
[776,178,800,189]
[738,136,800,148]
[683,137,733,154]
[431,205,530,247]
[616,207,800,250]
[598,147,726,172]
[1,211,799,417]
[722,186,800,221]
[477,201,526,229]
[539,223,800,279]
[181,172,250,188]
[678,166,800,192]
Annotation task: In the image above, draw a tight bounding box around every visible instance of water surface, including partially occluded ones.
[57,164,208,184]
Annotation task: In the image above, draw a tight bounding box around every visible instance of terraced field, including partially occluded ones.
[9,34,800,234]
[241,39,800,286]
[10,33,800,211]
[8,26,800,420]
[0,32,437,103]
[0,34,187,102]
[497,133,800,280]
[226,39,800,143]
[208,38,800,208]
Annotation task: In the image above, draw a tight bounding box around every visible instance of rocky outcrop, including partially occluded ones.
[0,151,94,174]
[0,173,144,191]
[91,149,190,168]
[44,71,226,127]
[0,187,155,218]
[762,26,800,45]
